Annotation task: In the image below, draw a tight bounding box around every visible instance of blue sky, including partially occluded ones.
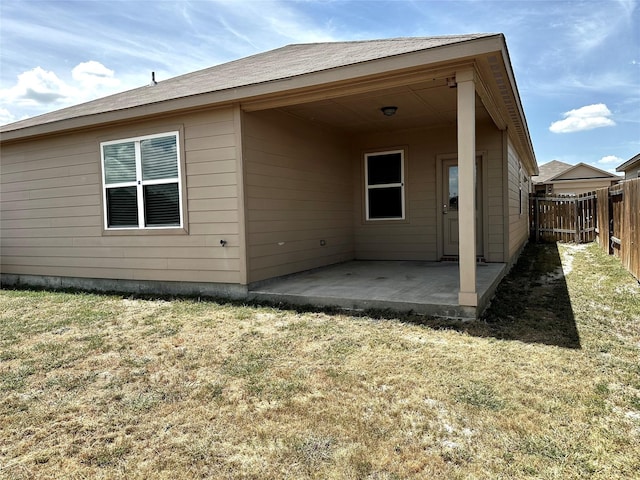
[1,0,638,170]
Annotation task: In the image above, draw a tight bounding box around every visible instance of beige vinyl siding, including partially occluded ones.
[549,164,618,195]
[352,120,504,262]
[0,108,243,285]
[243,110,354,283]
[551,179,615,195]
[622,168,640,180]
[479,123,505,262]
[555,164,604,180]
[506,137,529,261]
[352,129,440,261]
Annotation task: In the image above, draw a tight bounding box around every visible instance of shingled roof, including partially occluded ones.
[533,160,620,185]
[616,153,640,173]
[532,160,573,183]
[1,34,495,133]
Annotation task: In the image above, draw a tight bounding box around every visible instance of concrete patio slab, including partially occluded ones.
[248,260,507,319]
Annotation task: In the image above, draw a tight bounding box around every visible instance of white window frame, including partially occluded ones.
[364,149,405,221]
[100,131,183,230]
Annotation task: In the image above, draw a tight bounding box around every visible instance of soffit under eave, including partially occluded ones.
[476,50,538,176]
[240,62,477,113]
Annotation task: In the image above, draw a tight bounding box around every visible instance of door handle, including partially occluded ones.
[443,204,448,214]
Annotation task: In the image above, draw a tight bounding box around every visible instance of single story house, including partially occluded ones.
[616,153,640,180]
[0,34,538,318]
[532,160,620,195]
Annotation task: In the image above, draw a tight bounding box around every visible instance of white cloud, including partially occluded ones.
[0,67,72,106]
[0,61,124,123]
[549,103,616,133]
[0,108,16,124]
[72,61,119,88]
[598,155,624,164]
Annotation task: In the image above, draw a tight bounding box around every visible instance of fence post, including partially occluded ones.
[608,190,614,254]
[574,198,579,243]
[535,197,540,243]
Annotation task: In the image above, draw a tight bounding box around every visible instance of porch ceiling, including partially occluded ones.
[276,79,492,133]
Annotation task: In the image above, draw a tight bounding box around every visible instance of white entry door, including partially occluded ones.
[442,158,483,257]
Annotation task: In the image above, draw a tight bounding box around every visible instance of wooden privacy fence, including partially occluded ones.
[595,178,640,281]
[529,193,597,243]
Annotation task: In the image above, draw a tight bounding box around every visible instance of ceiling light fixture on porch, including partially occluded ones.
[447,76,457,88]
[381,106,398,116]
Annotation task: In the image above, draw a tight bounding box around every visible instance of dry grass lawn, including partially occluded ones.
[1,242,639,479]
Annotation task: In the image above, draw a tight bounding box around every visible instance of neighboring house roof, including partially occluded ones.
[533,160,619,184]
[1,34,491,134]
[616,153,640,173]
[532,160,572,183]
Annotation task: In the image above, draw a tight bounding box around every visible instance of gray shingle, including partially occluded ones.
[532,160,572,183]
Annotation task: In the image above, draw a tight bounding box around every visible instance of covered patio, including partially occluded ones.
[239,37,538,317]
[248,260,507,319]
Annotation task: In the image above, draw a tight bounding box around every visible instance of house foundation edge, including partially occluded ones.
[0,274,248,300]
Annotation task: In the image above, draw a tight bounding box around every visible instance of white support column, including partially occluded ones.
[456,69,478,307]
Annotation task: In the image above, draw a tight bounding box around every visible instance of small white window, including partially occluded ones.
[364,150,405,220]
[101,132,183,230]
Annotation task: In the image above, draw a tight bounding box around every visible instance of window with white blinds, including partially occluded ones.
[101,132,183,229]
